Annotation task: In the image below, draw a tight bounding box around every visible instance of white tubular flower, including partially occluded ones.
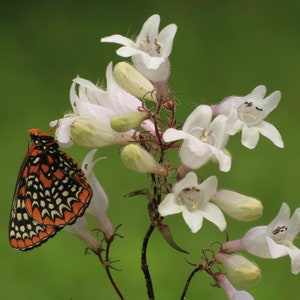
[101,14,177,82]
[82,149,115,240]
[64,216,101,253]
[50,62,155,148]
[211,190,263,222]
[158,172,226,233]
[215,274,255,300]
[224,203,300,275]
[215,85,284,149]
[163,105,231,172]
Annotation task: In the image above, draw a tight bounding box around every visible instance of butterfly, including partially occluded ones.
[9,128,93,250]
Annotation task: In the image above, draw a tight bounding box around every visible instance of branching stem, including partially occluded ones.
[96,240,125,299]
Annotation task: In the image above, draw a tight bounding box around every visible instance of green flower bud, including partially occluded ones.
[215,253,261,286]
[114,62,156,101]
[211,190,263,222]
[71,118,133,147]
[110,111,148,132]
[120,144,168,176]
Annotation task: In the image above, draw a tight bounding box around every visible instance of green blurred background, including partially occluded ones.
[1,0,300,299]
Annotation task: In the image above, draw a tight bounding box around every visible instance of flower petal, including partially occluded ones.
[101,34,136,48]
[241,125,260,149]
[286,246,300,275]
[198,176,218,202]
[53,116,78,148]
[116,46,144,58]
[258,121,284,148]
[158,194,182,216]
[242,85,267,103]
[266,202,290,236]
[256,90,281,117]
[163,128,192,142]
[182,105,212,133]
[179,140,211,169]
[158,24,177,57]
[266,236,289,258]
[208,146,232,172]
[172,171,198,195]
[242,226,272,258]
[201,202,226,231]
[288,208,300,239]
[182,208,204,233]
[136,14,160,44]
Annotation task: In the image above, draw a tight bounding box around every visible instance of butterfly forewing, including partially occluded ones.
[9,129,93,251]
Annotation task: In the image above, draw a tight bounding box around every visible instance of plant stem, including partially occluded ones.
[180,268,201,300]
[96,244,125,299]
[141,223,156,300]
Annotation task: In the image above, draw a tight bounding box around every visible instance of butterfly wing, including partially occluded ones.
[9,178,58,250]
[9,131,92,251]
[24,148,93,227]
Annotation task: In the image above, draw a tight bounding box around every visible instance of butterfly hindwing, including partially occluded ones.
[9,128,92,251]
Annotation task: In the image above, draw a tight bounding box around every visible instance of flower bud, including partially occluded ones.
[71,118,134,147]
[214,253,261,286]
[110,111,148,132]
[113,62,156,102]
[211,190,263,221]
[120,144,168,176]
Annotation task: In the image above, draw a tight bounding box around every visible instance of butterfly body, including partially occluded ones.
[9,128,92,250]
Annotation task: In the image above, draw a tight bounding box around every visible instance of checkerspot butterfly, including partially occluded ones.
[9,128,93,251]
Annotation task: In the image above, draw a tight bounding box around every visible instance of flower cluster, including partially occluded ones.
[47,14,295,300]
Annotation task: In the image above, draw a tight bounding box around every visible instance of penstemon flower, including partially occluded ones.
[163,105,231,172]
[101,14,177,82]
[82,149,115,240]
[64,149,114,248]
[64,215,101,253]
[50,62,154,148]
[213,85,284,149]
[158,172,226,233]
[223,203,300,275]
